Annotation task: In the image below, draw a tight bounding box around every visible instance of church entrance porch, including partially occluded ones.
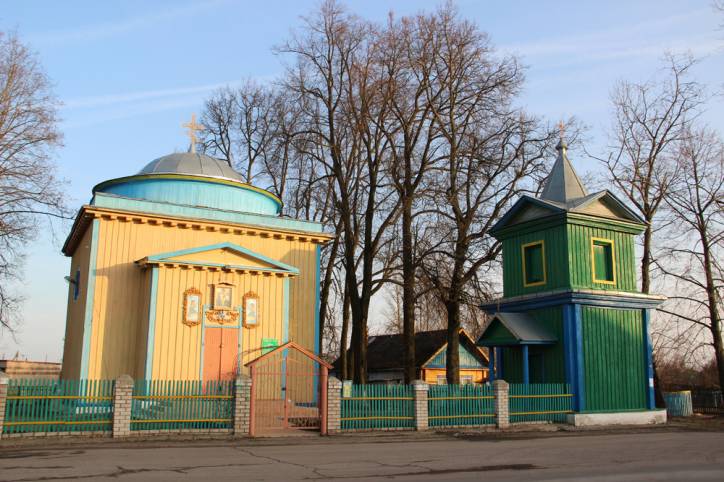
[247,342,331,437]
[203,327,240,383]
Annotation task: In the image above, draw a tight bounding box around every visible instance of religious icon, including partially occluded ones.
[243,291,260,328]
[182,288,202,327]
[214,284,233,310]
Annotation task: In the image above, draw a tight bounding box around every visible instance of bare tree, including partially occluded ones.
[657,126,724,389]
[0,32,65,331]
[595,55,705,294]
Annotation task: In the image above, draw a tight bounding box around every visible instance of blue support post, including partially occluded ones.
[489,347,496,383]
[562,303,576,408]
[642,309,655,410]
[496,347,504,380]
[522,345,530,384]
[573,304,586,412]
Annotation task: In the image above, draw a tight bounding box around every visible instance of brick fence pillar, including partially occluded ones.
[233,375,252,437]
[327,377,342,434]
[112,375,133,438]
[493,379,509,429]
[412,380,429,431]
[0,373,8,438]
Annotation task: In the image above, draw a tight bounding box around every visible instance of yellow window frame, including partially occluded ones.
[590,237,616,285]
[521,240,547,288]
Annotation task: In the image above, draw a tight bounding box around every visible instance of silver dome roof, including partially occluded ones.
[138,152,243,182]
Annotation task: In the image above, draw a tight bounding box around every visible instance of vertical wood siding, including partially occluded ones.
[499,307,565,384]
[582,306,646,411]
[502,225,569,297]
[567,223,637,292]
[60,226,93,379]
[83,216,319,380]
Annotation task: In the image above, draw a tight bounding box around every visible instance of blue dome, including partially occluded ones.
[93,152,281,216]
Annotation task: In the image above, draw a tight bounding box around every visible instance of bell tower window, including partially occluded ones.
[522,240,546,287]
[591,238,615,284]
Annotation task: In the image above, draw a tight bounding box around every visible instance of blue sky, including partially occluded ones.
[1,0,722,361]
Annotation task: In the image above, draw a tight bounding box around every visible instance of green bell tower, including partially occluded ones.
[477,135,666,422]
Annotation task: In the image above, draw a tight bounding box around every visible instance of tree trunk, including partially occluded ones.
[641,224,653,294]
[701,235,724,390]
[318,234,340,355]
[340,285,351,380]
[402,196,416,383]
[445,241,466,385]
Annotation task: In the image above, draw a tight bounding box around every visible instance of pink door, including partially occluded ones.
[203,328,239,382]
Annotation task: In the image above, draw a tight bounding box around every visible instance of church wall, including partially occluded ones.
[149,267,287,380]
[60,225,93,379]
[502,224,569,298]
[566,222,637,292]
[84,213,320,380]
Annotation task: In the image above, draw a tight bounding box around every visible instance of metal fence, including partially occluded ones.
[509,383,573,423]
[130,380,234,431]
[3,379,114,435]
[690,389,723,415]
[340,384,414,430]
[663,391,693,417]
[428,384,495,428]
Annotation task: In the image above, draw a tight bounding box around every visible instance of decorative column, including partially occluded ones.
[522,345,530,384]
[412,380,429,431]
[0,373,8,438]
[642,309,656,410]
[112,375,133,438]
[326,376,342,434]
[493,379,509,429]
[233,375,252,437]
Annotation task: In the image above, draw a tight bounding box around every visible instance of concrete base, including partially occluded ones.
[567,410,667,427]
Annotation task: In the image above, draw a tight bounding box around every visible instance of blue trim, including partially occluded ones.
[522,345,530,384]
[562,304,575,390]
[642,309,655,410]
[313,245,322,403]
[91,192,326,234]
[481,290,664,312]
[489,347,496,383]
[73,269,81,301]
[283,278,291,343]
[573,304,586,412]
[79,219,100,380]
[144,266,160,379]
[146,242,300,274]
[497,347,504,379]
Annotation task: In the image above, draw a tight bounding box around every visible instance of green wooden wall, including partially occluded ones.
[499,307,566,383]
[502,225,569,297]
[567,223,637,292]
[501,219,638,297]
[581,306,646,411]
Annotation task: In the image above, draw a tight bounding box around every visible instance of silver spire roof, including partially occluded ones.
[539,138,588,204]
[138,152,243,182]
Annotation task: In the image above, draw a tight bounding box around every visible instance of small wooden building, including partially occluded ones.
[476,137,665,418]
[334,329,489,384]
[60,138,331,381]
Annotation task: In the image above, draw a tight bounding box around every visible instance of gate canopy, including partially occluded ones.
[477,312,557,347]
[245,341,332,369]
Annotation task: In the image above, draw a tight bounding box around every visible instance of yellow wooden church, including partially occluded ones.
[60,120,330,381]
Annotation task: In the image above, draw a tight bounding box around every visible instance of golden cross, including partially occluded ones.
[557,120,566,140]
[182,113,205,153]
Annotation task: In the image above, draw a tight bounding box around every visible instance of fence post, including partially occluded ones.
[112,375,133,438]
[327,376,342,434]
[233,375,252,437]
[0,373,8,438]
[413,380,429,431]
[493,379,509,429]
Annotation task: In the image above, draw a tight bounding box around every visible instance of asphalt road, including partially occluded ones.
[2,430,724,481]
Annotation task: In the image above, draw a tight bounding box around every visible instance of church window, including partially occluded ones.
[522,240,546,287]
[436,375,447,385]
[461,375,474,385]
[592,238,615,284]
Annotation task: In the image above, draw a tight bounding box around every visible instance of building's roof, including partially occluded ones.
[138,152,244,182]
[489,137,646,235]
[333,329,488,372]
[476,312,557,347]
[540,139,588,204]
